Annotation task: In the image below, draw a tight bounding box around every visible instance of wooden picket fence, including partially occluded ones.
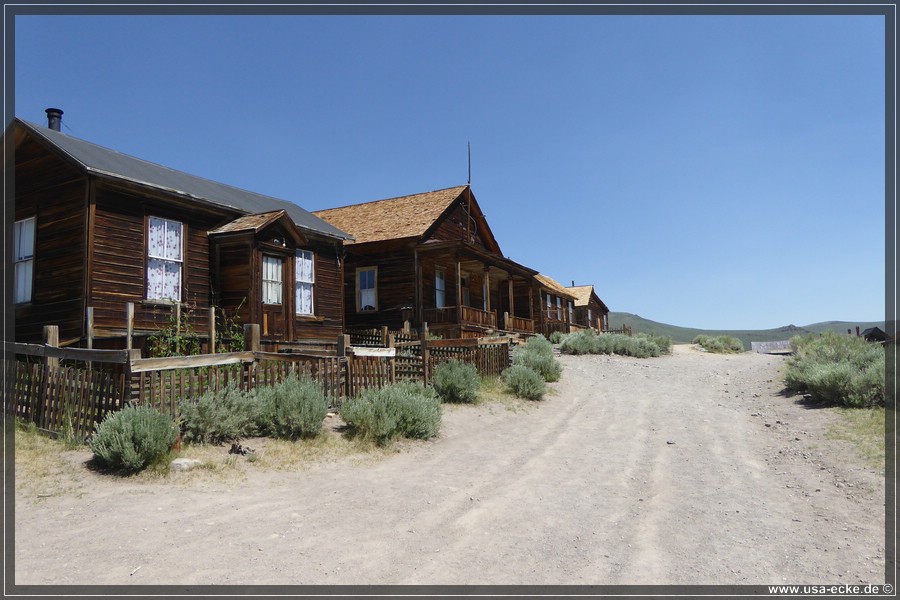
[5,330,512,438]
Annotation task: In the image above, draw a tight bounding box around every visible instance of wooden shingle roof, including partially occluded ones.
[535,274,576,300]
[208,210,307,244]
[566,285,595,307]
[312,185,469,245]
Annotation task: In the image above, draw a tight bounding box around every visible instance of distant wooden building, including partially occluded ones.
[6,111,352,352]
[861,327,888,343]
[534,274,577,337]
[313,185,542,338]
[566,284,610,332]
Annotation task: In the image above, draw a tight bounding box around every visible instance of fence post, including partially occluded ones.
[86,307,94,350]
[43,325,59,372]
[381,326,389,347]
[337,334,350,357]
[244,324,260,352]
[208,306,217,354]
[125,302,134,350]
[387,334,396,383]
[122,348,142,405]
[422,337,430,384]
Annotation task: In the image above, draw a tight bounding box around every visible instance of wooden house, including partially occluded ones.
[312,185,543,338]
[6,111,352,352]
[533,274,577,337]
[566,284,610,332]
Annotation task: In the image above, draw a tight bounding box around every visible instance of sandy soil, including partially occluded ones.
[13,345,886,587]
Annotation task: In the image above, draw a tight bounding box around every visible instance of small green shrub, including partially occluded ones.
[341,381,441,445]
[513,335,562,382]
[559,331,595,355]
[559,331,664,358]
[693,334,744,354]
[89,405,179,472]
[784,332,885,407]
[638,332,672,355]
[432,359,480,403]
[180,381,259,445]
[548,330,565,344]
[502,364,547,401]
[252,374,329,440]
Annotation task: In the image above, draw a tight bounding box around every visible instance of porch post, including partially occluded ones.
[484,269,491,313]
[508,279,515,318]
[456,254,463,326]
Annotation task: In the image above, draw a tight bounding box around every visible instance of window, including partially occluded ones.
[357,267,377,311]
[262,255,283,305]
[461,276,470,307]
[14,217,35,304]
[588,308,593,325]
[546,293,551,315]
[568,300,574,323]
[556,297,562,320]
[435,269,446,308]
[296,250,314,315]
[147,217,183,301]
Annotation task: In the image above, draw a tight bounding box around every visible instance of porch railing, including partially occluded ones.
[503,313,535,333]
[424,306,497,329]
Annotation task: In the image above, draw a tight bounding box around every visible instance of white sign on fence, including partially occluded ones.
[750,340,793,354]
[349,347,397,357]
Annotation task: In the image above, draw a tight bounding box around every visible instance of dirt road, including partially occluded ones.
[13,345,886,586]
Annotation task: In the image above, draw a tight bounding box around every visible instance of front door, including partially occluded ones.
[261,254,287,339]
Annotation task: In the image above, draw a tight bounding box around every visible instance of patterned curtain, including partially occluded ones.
[147,217,183,301]
[296,250,315,315]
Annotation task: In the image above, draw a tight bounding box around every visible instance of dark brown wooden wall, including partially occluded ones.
[342,244,416,330]
[91,185,219,337]
[13,134,86,343]
[428,201,488,249]
[295,241,344,340]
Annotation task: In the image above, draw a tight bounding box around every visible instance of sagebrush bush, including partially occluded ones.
[549,330,565,344]
[502,364,546,401]
[693,334,744,354]
[784,332,885,407]
[89,405,179,472]
[513,335,562,382]
[638,332,672,355]
[559,331,665,358]
[252,374,329,440]
[341,381,441,445]
[432,359,480,403]
[180,381,259,445]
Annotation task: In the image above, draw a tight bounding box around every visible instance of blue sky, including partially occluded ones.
[10,11,888,330]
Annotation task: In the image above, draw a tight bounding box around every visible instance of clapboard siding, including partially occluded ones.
[91,189,217,335]
[294,244,344,339]
[13,135,86,343]
[429,201,488,249]
[343,245,416,331]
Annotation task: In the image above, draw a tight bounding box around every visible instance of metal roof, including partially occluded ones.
[16,118,352,241]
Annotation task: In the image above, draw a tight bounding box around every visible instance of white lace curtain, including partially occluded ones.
[147,217,183,301]
[296,250,314,315]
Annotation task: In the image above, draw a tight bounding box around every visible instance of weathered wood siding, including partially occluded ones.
[13,134,86,343]
[91,185,218,338]
[428,200,489,249]
[342,243,416,331]
[295,242,344,340]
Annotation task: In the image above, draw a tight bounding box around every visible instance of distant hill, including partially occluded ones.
[607,312,886,349]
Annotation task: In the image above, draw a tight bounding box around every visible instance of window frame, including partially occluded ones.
[435,268,446,309]
[13,217,35,304]
[145,216,185,302]
[262,254,284,306]
[356,266,378,312]
[295,249,315,316]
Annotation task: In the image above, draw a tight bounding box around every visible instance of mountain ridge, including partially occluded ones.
[607,312,886,348]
